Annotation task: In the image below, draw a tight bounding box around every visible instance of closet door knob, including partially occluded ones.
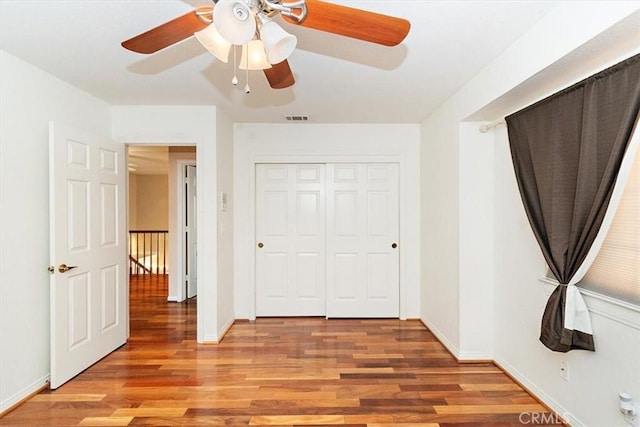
[257,242,264,248]
[391,243,398,249]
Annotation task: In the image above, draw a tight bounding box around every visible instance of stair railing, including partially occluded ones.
[128,230,169,275]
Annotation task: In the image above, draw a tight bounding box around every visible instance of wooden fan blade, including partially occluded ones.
[284,0,410,46]
[121,7,212,54]
[264,60,295,89]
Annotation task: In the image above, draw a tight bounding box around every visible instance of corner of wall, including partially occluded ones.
[419,112,461,352]
[458,122,495,359]
[420,316,461,359]
[0,375,49,415]
[216,108,235,334]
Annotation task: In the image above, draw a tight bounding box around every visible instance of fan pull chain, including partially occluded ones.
[231,46,238,86]
[244,43,250,94]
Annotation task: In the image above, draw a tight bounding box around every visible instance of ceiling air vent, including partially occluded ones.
[285,115,309,122]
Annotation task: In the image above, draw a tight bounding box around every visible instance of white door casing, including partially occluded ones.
[255,164,326,316]
[186,165,198,298]
[255,163,400,318]
[49,122,127,389]
[326,163,399,318]
[235,128,420,321]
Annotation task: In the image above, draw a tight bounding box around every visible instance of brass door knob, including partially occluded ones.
[58,264,78,273]
[391,243,398,249]
[257,242,264,248]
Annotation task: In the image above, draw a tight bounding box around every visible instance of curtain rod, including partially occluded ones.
[478,119,506,133]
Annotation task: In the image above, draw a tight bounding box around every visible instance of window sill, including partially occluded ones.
[539,277,640,331]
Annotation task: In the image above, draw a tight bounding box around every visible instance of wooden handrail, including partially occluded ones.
[128,255,151,274]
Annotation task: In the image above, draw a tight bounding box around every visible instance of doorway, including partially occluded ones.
[127,146,197,307]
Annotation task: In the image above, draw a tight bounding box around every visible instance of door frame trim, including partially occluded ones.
[247,155,409,320]
[174,159,197,302]
[234,126,421,322]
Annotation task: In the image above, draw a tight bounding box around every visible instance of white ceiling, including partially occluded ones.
[0,0,559,124]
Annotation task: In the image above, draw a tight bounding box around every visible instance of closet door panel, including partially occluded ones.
[256,164,326,316]
[326,163,399,318]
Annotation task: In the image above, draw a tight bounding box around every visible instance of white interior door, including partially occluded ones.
[49,122,127,389]
[326,163,399,317]
[256,164,326,316]
[185,165,197,298]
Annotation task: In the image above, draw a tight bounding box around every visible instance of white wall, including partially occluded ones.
[216,110,235,339]
[420,3,640,426]
[420,106,461,353]
[111,106,220,343]
[0,50,111,412]
[234,123,420,320]
[458,122,494,359]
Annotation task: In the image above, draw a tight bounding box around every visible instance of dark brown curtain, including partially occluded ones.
[505,54,640,352]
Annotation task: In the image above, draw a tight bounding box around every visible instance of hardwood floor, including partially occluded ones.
[0,275,562,426]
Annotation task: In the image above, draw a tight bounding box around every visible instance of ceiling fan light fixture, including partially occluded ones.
[194,23,231,63]
[121,0,411,92]
[239,39,272,70]
[258,17,297,64]
[214,0,256,45]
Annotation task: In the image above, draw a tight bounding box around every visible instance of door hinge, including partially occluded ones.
[185,225,190,232]
[184,176,189,184]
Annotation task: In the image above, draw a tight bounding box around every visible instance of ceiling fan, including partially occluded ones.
[121,0,410,90]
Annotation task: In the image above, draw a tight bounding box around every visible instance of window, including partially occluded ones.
[579,143,640,305]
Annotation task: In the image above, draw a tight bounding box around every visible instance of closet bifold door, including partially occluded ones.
[326,163,400,318]
[255,164,326,316]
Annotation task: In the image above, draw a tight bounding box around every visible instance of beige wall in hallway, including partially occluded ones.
[130,174,168,230]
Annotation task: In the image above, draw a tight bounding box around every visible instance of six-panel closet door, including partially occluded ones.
[255,164,326,316]
[326,163,399,318]
[255,163,399,318]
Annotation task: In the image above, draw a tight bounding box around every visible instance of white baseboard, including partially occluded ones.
[420,317,578,424]
[420,317,492,361]
[494,357,584,427]
[458,350,493,360]
[167,295,180,302]
[201,335,218,343]
[217,317,235,342]
[420,316,461,359]
[0,374,49,414]
[200,317,235,344]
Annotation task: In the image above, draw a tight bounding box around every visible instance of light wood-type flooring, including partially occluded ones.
[0,275,563,426]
